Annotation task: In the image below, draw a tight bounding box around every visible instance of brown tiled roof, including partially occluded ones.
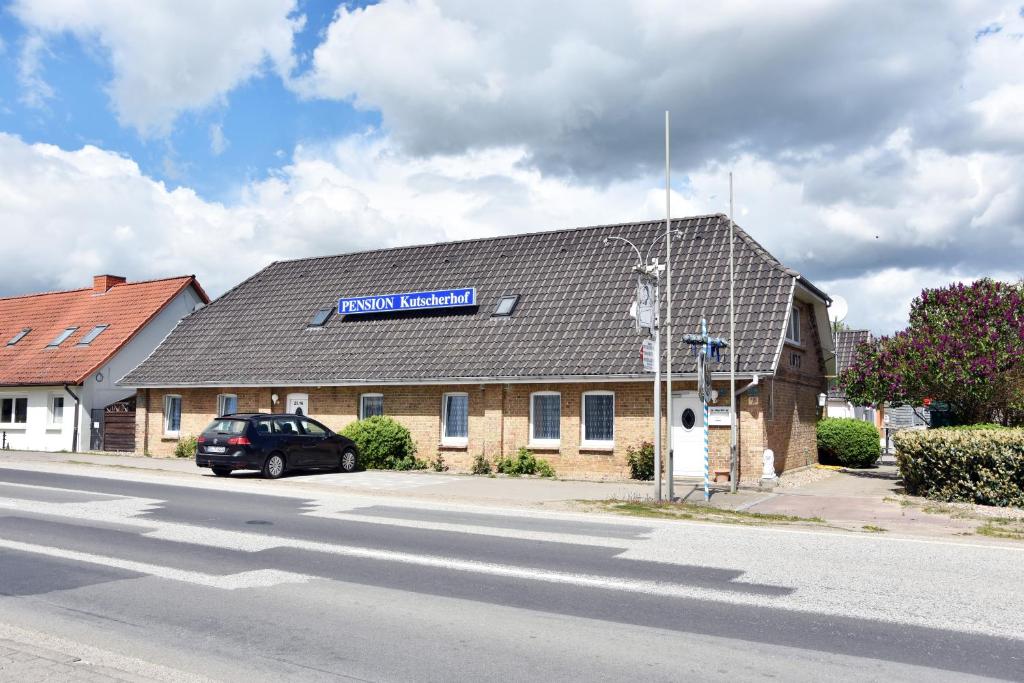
[121,215,826,387]
[0,276,207,386]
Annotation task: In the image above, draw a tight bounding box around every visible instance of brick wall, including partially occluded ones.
[763,298,829,475]
[136,370,824,482]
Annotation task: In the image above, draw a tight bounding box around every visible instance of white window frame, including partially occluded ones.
[48,393,65,427]
[0,395,29,428]
[440,392,469,447]
[163,394,182,437]
[786,305,802,344]
[359,393,384,420]
[529,391,561,448]
[216,393,238,417]
[580,390,615,450]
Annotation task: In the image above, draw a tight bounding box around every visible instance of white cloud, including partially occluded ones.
[295,0,1014,177]
[17,34,54,109]
[11,0,303,135]
[209,123,228,156]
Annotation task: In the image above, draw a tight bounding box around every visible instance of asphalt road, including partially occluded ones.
[0,465,1022,681]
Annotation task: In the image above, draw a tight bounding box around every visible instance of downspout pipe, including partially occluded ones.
[63,385,81,453]
[735,374,759,398]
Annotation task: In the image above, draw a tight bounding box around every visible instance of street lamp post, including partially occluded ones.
[604,231,682,501]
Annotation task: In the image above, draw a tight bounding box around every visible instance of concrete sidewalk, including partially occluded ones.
[3,449,1019,541]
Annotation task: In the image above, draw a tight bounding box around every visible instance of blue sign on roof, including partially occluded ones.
[338,288,477,316]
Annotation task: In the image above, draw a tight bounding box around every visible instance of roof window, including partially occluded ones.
[308,307,333,327]
[6,328,30,346]
[47,327,78,348]
[77,324,109,346]
[492,295,520,317]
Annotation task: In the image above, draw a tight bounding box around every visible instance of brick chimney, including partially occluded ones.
[93,274,127,294]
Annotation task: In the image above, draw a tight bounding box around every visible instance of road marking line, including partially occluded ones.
[0,539,311,590]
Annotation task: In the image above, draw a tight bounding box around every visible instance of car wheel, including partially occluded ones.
[338,448,357,473]
[212,467,231,477]
[263,453,285,479]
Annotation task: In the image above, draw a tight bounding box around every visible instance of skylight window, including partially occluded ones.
[6,328,30,346]
[77,324,109,346]
[47,327,78,348]
[492,295,520,317]
[308,307,333,327]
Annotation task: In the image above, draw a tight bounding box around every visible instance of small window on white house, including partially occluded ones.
[786,306,801,344]
[47,327,78,348]
[217,393,238,416]
[530,392,561,446]
[76,324,109,346]
[360,393,384,419]
[1,397,28,425]
[6,328,30,346]
[441,393,469,446]
[164,395,182,436]
[581,391,614,449]
[49,395,64,426]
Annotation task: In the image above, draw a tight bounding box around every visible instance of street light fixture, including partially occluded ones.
[603,229,682,501]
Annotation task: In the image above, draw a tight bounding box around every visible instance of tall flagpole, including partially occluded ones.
[665,111,674,501]
[729,172,738,493]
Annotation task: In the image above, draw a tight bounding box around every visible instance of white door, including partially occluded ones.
[286,393,309,416]
[672,392,704,477]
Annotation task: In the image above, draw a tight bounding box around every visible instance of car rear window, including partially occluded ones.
[204,419,248,435]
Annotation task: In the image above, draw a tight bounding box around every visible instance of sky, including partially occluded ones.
[0,0,1021,335]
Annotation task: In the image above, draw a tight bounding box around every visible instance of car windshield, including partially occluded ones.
[204,419,247,435]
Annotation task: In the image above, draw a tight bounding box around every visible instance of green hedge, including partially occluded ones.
[895,428,1024,507]
[816,418,880,468]
[340,416,422,470]
[494,447,555,477]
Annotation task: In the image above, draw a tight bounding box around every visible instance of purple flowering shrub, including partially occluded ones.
[840,279,1024,425]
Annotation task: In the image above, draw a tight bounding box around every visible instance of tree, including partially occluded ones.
[840,279,1024,425]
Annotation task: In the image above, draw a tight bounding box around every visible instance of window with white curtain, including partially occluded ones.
[581,391,614,448]
[164,395,182,436]
[441,393,469,446]
[360,393,384,419]
[530,392,561,446]
[217,393,238,416]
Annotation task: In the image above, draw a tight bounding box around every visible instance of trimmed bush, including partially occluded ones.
[495,447,555,477]
[626,441,655,480]
[895,428,1024,507]
[816,418,880,468]
[174,434,198,459]
[340,416,418,470]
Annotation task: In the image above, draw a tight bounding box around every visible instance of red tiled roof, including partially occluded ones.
[0,276,208,386]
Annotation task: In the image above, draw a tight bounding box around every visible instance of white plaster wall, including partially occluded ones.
[0,386,76,452]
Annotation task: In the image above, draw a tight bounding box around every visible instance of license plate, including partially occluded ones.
[206,446,226,454]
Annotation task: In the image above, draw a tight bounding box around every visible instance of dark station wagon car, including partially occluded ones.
[196,413,358,479]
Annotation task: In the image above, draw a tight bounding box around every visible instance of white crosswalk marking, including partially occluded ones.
[0,538,312,589]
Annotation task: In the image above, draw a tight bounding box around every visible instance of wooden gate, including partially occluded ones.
[102,397,136,452]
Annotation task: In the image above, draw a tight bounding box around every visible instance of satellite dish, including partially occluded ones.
[829,294,848,324]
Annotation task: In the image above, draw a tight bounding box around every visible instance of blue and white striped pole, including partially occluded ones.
[702,318,711,500]
[704,398,710,501]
